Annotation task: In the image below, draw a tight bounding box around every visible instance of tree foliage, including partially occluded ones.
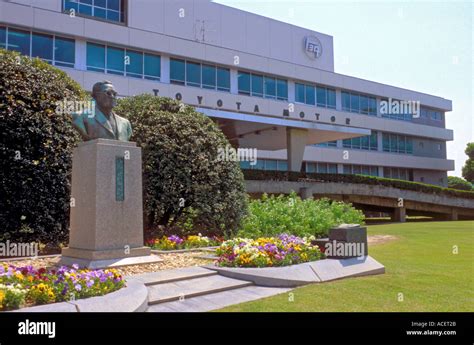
[115,94,248,238]
[462,142,474,183]
[447,176,473,191]
[0,49,87,246]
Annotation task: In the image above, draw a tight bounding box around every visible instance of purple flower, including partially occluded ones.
[86,280,94,288]
[168,235,184,244]
[74,284,82,292]
[72,264,79,270]
[61,286,68,295]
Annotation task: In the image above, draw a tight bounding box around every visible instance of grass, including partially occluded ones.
[217,221,474,312]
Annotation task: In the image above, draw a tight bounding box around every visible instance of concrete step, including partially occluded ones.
[147,286,291,312]
[130,266,217,286]
[148,275,253,305]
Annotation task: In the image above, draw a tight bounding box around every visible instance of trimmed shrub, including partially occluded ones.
[0,49,87,246]
[114,94,248,238]
[448,176,473,191]
[462,142,474,183]
[242,170,474,200]
[238,192,365,239]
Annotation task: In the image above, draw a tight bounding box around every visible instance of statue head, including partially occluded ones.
[92,81,117,114]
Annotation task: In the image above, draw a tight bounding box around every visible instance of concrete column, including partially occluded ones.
[299,187,313,199]
[160,55,170,84]
[75,39,87,71]
[378,166,384,177]
[288,81,296,103]
[286,127,308,172]
[230,69,238,95]
[391,207,406,222]
[335,89,342,111]
[337,163,344,174]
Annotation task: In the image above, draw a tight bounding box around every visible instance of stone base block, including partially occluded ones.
[61,246,151,261]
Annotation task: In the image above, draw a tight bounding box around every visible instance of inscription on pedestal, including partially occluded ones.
[116,157,125,202]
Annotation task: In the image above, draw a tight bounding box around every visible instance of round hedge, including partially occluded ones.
[0,49,87,246]
[115,94,248,238]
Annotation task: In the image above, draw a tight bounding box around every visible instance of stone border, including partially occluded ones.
[205,255,385,288]
[12,278,148,313]
[150,246,219,254]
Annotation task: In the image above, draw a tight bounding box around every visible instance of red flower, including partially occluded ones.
[38,268,47,275]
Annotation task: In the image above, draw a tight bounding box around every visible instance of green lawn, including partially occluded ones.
[217,221,474,312]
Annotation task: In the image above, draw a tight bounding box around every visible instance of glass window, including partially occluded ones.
[342,92,350,111]
[317,163,328,174]
[327,89,336,109]
[217,67,230,92]
[54,36,75,67]
[277,79,288,101]
[369,97,377,115]
[370,131,378,150]
[170,58,185,84]
[79,3,93,16]
[264,76,276,99]
[352,136,361,149]
[398,136,406,153]
[95,7,107,19]
[32,33,53,61]
[360,96,369,114]
[391,168,399,179]
[240,161,250,170]
[353,165,361,174]
[343,139,351,148]
[277,160,288,171]
[202,64,216,89]
[399,169,407,181]
[305,85,315,105]
[370,166,378,176]
[350,93,359,113]
[251,74,263,97]
[64,0,79,12]
[186,61,201,87]
[383,133,390,152]
[421,108,428,118]
[406,137,413,154]
[107,46,124,75]
[8,29,30,56]
[390,134,398,152]
[316,87,327,107]
[265,160,277,171]
[87,42,105,72]
[254,159,265,170]
[0,27,5,50]
[361,135,369,150]
[328,164,337,174]
[238,71,250,95]
[361,166,370,176]
[306,163,316,173]
[296,83,305,103]
[144,53,160,80]
[125,50,142,78]
[343,165,351,174]
[384,167,391,178]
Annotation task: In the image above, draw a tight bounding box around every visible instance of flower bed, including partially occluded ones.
[147,234,223,251]
[216,234,324,268]
[0,264,125,311]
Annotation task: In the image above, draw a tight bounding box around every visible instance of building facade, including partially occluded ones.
[0,0,454,186]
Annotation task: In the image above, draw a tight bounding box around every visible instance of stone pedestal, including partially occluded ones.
[59,139,161,269]
[325,224,368,259]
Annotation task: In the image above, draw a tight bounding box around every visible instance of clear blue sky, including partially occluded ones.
[215,0,473,177]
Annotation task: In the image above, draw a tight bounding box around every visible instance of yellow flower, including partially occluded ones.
[0,290,5,308]
[15,272,24,280]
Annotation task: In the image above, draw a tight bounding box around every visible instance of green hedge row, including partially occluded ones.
[242,170,474,200]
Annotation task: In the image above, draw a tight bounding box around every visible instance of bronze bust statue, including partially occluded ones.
[72,81,132,141]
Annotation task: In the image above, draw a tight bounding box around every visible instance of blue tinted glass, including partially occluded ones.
[306,163,316,173]
[295,83,305,103]
[0,27,5,50]
[265,160,277,171]
[64,0,79,12]
[87,42,105,71]
[95,7,107,19]
[317,164,328,174]
[186,61,201,87]
[32,33,53,61]
[382,133,390,151]
[342,92,350,111]
[369,97,377,115]
[343,139,351,148]
[240,161,250,169]
[202,65,215,88]
[80,0,93,4]
[217,67,230,91]
[328,164,337,174]
[79,4,92,15]
[170,59,185,83]
[254,159,265,170]
[54,36,75,66]
[370,132,378,149]
[316,87,327,107]
[144,54,160,79]
[8,29,30,56]
[361,135,369,149]
[406,138,413,154]
[327,89,336,109]
[350,93,359,113]
[107,10,120,22]
[352,136,361,149]
[126,50,143,78]
[277,161,288,171]
[107,0,120,11]
[390,134,398,152]
[399,136,406,153]
[305,85,315,105]
[264,77,276,98]
[251,74,263,97]
[276,79,287,100]
[95,0,107,7]
[343,165,351,174]
[107,46,124,74]
[360,96,369,114]
[238,72,250,94]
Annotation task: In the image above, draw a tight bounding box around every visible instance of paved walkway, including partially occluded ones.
[130,267,291,312]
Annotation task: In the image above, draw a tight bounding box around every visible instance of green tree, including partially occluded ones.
[115,95,248,238]
[0,49,87,246]
[462,142,474,183]
[447,176,473,191]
